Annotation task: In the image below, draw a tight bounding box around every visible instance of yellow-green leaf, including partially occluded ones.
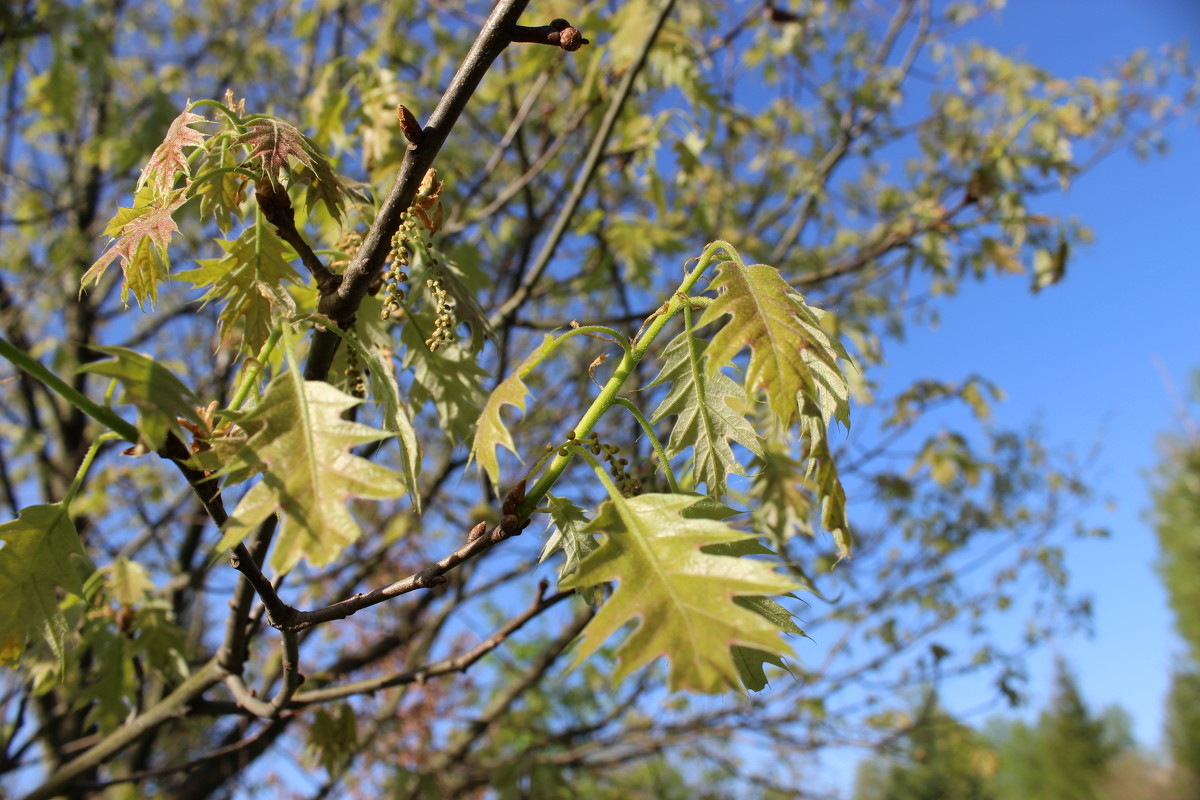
[648,328,763,496]
[0,503,91,667]
[79,346,200,450]
[469,333,555,486]
[561,493,801,693]
[214,375,406,573]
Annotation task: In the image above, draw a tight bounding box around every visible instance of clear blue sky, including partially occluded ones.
[877,0,1200,751]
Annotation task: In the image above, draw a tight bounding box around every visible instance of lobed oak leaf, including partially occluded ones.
[539,494,599,602]
[137,107,207,196]
[469,334,555,486]
[213,375,407,574]
[83,188,187,308]
[235,117,346,222]
[175,223,302,355]
[648,328,763,497]
[561,493,802,693]
[698,253,850,430]
[0,503,92,667]
[79,346,200,451]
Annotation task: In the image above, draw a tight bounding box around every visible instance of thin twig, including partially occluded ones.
[293,581,571,705]
[488,0,678,329]
[284,516,525,631]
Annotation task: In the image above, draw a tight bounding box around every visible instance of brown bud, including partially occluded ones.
[397,104,423,145]
[502,478,527,517]
[558,27,587,51]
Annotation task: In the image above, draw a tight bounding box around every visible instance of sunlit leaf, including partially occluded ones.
[176,220,302,355]
[214,374,407,573]
[82,188,187,308]
[561,493,801,693]
[470,333,555,486]
[648,328,763,496]
[137,107,207,196]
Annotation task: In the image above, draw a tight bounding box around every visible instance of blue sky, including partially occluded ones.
[876,0,1200,750]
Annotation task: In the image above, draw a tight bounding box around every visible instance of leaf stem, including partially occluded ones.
[63,432,121,506]
[0,336,139,443]
[518,243,726,516]
[229,326,282,410]
[190,99,245,129]
[611,397,678,493]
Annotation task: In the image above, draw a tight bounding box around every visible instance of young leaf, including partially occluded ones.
[560,493,801,693]
[137,107,207,196]
[83,188,187,308]
[538,494,598,601]
[213,375,407,574]
[176,221,302,355]
[79,346,200,450]
[195,134,245,233]
[401,324,486,445]
[698,251,851,431]
[697,247,853,555]
[470,333,555,486]
[648,328,763,497]
[321,307,422,511]
[235,117,345,222]
[0,503,91,666]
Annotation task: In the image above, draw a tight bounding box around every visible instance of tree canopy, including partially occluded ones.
[0,1,1195,796]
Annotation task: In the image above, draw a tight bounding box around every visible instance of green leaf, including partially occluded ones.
[0,503,91,667]
[698,251,851,430]
[321,309,422,512]
[470,334,555,486]
[402,325,486,445]
[306,704,359,773]
[176,220,302,356]
[697,247,853,556]
[79,346,200,450]
[539,494,598,602]
[561,493,801,693]
[194,134,245,234]
[648,328,763,496]
[214,375,407,573]
[83,187,187,308]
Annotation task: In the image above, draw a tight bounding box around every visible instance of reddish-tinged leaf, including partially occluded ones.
[236,117,313,182]
[137,107,207,196]
[83,189,186,308]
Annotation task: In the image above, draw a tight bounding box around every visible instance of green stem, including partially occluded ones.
[189,99,245,129]
[611,397,678,493]
[518,242,729,517]
[63,432,121,506]
[230,326,282,409]
[0,336,139,443]
[184,166,259,200]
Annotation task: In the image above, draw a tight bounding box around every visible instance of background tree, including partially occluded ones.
[0,1,1194,797]
[987,661,1132,800]
[1152,376,1200,798]
[852,689,998,800]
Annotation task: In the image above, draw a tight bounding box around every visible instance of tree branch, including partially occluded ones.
[292,580,572,705]
[305,2,589,381]
[488,0,677,329]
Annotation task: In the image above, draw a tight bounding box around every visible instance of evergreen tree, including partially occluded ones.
[989,661,1131,800]
[1152,408,1200,798]
[853,690,997,800]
